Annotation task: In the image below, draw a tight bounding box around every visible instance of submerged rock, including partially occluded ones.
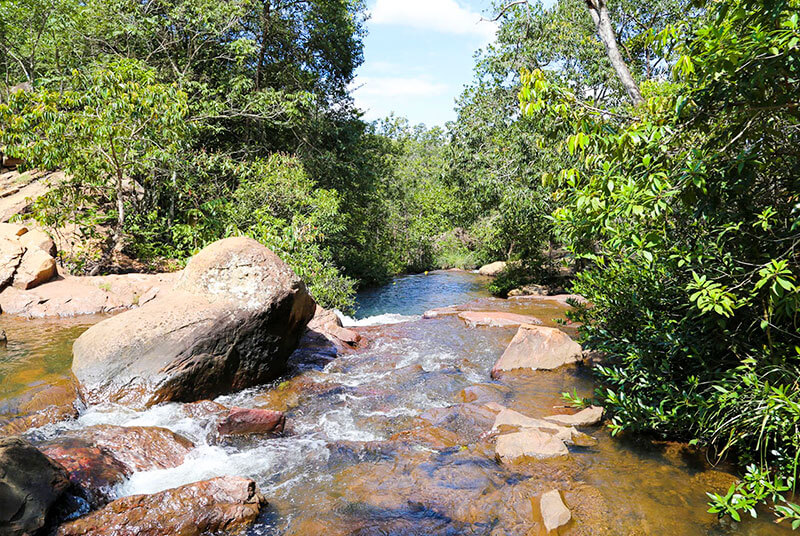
[71,237,316,407]
[491,325,582,378]
[544,406,604,427]
[0,377,82,435]
[56,476,266,536]
[477,261,507,276]
[0,437,71,536]
[458,311,543,328]
[540,489,571,532]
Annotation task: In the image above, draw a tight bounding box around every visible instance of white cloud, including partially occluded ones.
[352,76,449,98]
[370,0,497,42]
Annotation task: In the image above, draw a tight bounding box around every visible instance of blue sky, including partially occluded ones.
[351,0,499,127]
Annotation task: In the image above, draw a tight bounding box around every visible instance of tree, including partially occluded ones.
[519,0,800,523]
[0,60,189,272]
[583,0,644,104]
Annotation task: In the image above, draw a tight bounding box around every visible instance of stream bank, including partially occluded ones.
[0,270,790,535]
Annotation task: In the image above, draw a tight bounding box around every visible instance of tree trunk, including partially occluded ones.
[255,0,271,91]
[585,0,644,106]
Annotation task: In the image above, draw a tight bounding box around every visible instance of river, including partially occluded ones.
[0,271,790,534]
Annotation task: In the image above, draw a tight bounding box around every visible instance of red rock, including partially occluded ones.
[56,476,266,536]
[65,425,195,471]
[458,311,543,328]
[217,407,285,436]
[41,438,131,508]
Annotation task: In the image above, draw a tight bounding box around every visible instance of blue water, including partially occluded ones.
[353,270,491,319]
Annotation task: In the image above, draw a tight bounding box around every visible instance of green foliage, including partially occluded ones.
[519,0,800,524]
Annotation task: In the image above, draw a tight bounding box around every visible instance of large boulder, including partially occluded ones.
[0,437,71,536]
[477,261,506,276]
[491,325,582,378]
[12,248,56,290]
[71,237,316,407]
[56,476,266,536]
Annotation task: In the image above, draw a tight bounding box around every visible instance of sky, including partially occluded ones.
[350,0,500,127]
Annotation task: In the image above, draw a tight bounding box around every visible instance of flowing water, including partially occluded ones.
[0,271,791,535]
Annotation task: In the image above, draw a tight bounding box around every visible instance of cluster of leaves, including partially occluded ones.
[520,0,799,524]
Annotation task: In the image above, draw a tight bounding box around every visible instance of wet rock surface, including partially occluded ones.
[71,237,316,407]
[0,437,71,536]
[1,270,774,536]
[56,476,266,536]
[492,325,583,377]
[217,407,285,437]
[458,311,543,328]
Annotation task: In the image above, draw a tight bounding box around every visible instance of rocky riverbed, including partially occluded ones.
[0,257,791,535]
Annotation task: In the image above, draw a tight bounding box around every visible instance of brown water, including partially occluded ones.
[0,272,791,535]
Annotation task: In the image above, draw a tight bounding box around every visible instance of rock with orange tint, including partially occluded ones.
[0,378,81,435]
[492,406,596,447]
[456,383,509,405]
[291,306,362,367]
[390,425,461,449]
[491,325,582,378]
[57,425,195,472]
[56,476,266,536]
[182,399,229,419]
[458,311,543,328]
[217,407,285,437]
[72,237,316,407]
[495,428,569,463]
[18,228,57,257]
[544,406,604,427]
[40,438,131,508]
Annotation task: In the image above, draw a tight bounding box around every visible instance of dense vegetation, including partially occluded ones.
[1,0,798,526]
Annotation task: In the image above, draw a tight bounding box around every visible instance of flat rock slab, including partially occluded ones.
[0,272,177,318]
[56,476,266,536]
[492,325,582,377]
[495,428,569,463]
[491,407,595,446]
[458,311,543,328]
[544,406,604,427]
[540,489,571,532]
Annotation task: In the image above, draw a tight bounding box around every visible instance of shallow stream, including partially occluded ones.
[0,271,791,535]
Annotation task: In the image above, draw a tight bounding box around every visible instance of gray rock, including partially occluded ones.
[0,437,70,536]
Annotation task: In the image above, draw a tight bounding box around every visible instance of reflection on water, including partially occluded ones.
[0,273,792,535]
[353,270,492,319]
[0,315,100,418]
